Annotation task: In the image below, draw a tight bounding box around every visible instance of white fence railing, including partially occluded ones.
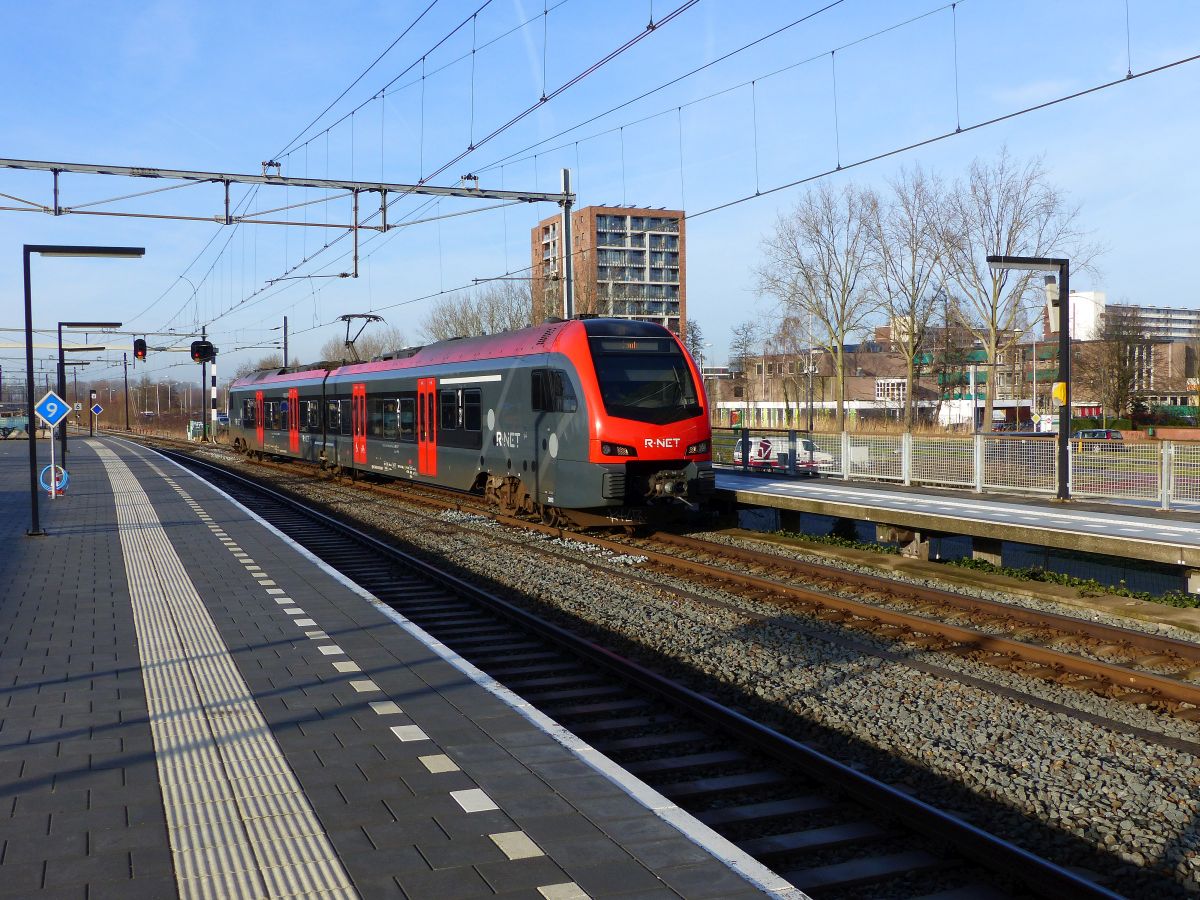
[712,428,1200,510]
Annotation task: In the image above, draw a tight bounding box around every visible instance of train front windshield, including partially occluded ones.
[589,336,702,425]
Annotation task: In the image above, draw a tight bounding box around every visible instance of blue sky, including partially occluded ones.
[2,0,1199,389]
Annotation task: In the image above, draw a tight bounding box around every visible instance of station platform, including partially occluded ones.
[716,469,1200,570]
[0,437,781,899]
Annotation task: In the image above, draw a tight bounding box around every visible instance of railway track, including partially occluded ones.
[153,437,1200,724]
[155,436,1200,720]
[156,445,1123,898]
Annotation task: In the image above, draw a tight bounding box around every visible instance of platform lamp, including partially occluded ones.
[24,245,144,536]
[58,326,118,466]
[986,255,1070,501]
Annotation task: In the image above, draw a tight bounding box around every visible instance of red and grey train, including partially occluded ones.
[228,317,714,525]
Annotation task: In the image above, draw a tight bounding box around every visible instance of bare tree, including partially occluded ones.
[756,182,875,428]
[939,150,1089,427]
[1076,306,1146,420]
[866,167,945,429]
[766,315,811,427]
[421,281,532,342]
[318,325,409,363]
[684,319,706,363]
[729,319,762,425]
[233,353,284,378]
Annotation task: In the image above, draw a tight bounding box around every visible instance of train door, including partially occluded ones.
[255,390,264,448]
[352,383,367,465]
[288,387,300,453]
[417,377,437,476]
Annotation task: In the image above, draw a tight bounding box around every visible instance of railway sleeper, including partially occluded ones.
[737,820,892,859]
[696,795,838,829]
[524,684,630,703]
[590,730,710,754]
[447,638,546,654]
[503,673,605,691]
[565,713,680,736]
[463,657,566,672]
[782,849,951,894]
[622,749,750,778]
[549,697,652,717]
[482,661,581,677]
[655,770,791,800]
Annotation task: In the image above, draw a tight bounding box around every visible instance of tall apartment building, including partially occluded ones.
[1107,303,1200,341]
[531,206,686,334]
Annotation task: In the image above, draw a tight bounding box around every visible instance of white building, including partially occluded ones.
[1044,278,1105,339]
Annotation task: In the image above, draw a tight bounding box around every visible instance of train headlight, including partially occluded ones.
[685,440,709,455]
[601,442,638,457]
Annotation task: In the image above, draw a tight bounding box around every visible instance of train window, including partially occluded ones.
[242,398,256,427]
[370,400,398,440]
[463,389,481,431]
[399,398,416,442]
[327,400,341,434]
[306,400,322,432]
[589,337,700,425]
[339,399,353,436]
[440,390,459,430]
[531,369,577,413]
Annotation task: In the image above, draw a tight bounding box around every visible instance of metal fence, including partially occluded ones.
[1071,439,1162,504]
[981,434,1057,494]
[714,427,1200,510]
[1171,443,1200,507]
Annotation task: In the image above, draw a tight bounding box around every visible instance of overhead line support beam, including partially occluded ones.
[0,157,573,203]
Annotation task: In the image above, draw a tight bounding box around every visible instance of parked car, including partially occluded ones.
[1072,429,1127,451]
[732,436,834,476]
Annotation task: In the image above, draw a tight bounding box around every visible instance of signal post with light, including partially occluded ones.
[191,339,218,441]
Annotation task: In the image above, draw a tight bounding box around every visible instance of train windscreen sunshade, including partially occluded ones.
[590,339,700,425]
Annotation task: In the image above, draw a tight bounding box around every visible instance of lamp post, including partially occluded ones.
[57,323,119,466]
[987,255,1070,500]
[24,245,143,536]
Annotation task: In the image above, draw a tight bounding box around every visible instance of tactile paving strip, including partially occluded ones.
[94,443,357,899]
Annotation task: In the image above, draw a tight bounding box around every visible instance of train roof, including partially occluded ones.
[229,317,676,389]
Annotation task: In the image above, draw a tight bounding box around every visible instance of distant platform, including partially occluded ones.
[715,470,1200,570]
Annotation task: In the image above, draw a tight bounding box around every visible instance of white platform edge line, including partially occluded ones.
[722,475,1200,537]
[727,485,1193,550]
[113,437,804,900]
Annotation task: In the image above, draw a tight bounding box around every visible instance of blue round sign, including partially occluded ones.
[39,464,68,493]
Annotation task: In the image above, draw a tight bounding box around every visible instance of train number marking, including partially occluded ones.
[644,438,681,449]
[494,431,522,448]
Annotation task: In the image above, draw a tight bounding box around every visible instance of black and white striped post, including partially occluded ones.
[210,355,218,440]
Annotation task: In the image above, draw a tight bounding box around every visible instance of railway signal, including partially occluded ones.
[190,340,215,363]
[133,338,147,360]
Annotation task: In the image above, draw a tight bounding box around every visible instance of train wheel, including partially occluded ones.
[485,474,531,517]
